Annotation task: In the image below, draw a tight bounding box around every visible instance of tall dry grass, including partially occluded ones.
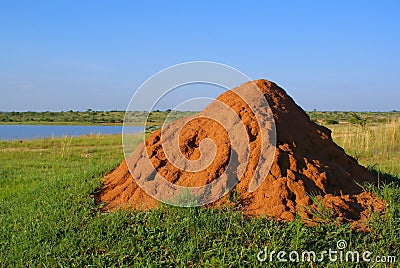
[329,116,400,175]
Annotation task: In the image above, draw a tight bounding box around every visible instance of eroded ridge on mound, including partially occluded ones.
[98,79,385,229]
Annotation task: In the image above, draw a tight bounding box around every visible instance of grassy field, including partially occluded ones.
[0,116,399,267]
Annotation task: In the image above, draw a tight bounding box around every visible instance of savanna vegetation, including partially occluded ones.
[0,110,196,126]
[1,110,398,127]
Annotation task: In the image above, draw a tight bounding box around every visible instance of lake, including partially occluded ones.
[0,125,144,140]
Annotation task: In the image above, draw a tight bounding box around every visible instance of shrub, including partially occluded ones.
[325,119,339,125]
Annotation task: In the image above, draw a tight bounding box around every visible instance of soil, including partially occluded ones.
[97,79,385,229]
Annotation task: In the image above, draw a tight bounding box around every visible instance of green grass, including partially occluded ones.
[0,118,399,267]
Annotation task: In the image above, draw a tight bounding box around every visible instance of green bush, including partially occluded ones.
[325,119,339,125]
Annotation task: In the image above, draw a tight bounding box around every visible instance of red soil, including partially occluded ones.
[98,79,385,229]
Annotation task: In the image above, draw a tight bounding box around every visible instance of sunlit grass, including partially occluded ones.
[328,116,400,175]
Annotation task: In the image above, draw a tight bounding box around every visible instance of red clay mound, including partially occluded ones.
[98,79,385,228]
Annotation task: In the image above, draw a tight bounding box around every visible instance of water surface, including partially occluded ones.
[0,125,144,140]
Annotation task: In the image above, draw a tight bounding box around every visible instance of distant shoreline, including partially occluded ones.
[0,110,196,126]
[0,121,124,126]
[0,111,398,126]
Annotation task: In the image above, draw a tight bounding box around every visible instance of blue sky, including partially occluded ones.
[0,0,399,111]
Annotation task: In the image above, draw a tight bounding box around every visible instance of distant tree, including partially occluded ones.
[349,112,367,129]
